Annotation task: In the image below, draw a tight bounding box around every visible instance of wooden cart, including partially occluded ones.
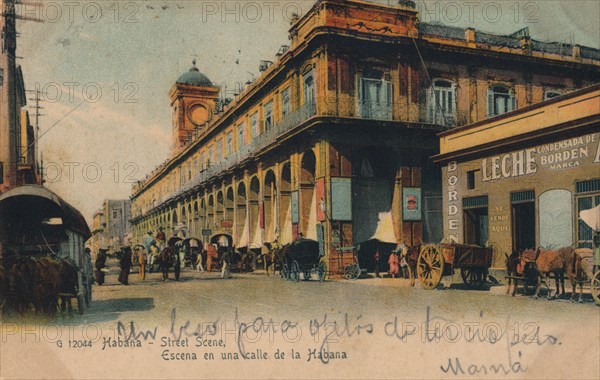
[417,243,493,290]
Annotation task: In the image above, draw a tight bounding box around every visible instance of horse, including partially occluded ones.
[570,248,595,303]
[520,247,576,299]
[158,246,175,280]
[272,244,290,278]
[504,250,538,296]
[398,245,420,287]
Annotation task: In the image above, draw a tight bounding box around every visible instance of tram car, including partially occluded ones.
[0,185,92,315]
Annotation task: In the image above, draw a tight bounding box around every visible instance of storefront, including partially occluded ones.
[434,85,600,268]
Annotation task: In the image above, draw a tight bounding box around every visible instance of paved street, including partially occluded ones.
[2,258,599,379]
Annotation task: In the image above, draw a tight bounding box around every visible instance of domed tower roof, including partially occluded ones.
[176,60,212,86]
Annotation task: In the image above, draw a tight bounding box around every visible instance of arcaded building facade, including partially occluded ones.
[131,0,599,273]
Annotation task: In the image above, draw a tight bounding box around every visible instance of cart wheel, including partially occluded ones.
[77,295,85,315]
[290,261,300,282]
[417,245,444,290]
[281,263,289,280]
[461,268,485,289]
[344,264,360,280]
[591,270,600,306]
[317,262,326,282]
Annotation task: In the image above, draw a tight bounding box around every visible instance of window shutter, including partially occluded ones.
[487,88,494,116]
[386,81,393,106]
[511,94,516,112]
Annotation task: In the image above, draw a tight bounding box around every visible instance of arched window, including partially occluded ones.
[544,90,563,101]
[303,70,315,106]
[428,79,457,126]
[358,68,393,120]
[488,85,515,116]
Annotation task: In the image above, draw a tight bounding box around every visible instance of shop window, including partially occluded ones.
[544,90,563,101]
[487,85,515,117]
[467,170,477,190]
[576,179,600,248]
[463,196,488,246]
[428,79,456,126]
[358,69,393,120]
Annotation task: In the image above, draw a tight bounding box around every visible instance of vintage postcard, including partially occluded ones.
[1,0,599,379]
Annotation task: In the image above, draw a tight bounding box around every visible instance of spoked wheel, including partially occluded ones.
[281,263,289,280]
[290,261,300,282]
[317,262,326,282]
[461,268,485,289]
[591,270,600,306]
[344,264,360,280]
[417,245,444,290]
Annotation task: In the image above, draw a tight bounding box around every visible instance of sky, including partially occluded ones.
[15,0,600,224]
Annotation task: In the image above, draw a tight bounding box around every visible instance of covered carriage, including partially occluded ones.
[280,239,326,282]
[0,185,92,314]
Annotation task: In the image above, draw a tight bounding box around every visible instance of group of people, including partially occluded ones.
[373,245,408,279]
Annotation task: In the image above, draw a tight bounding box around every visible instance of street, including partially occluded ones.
[2,258,598,379]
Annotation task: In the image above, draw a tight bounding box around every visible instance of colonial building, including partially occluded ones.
[89,200,132,254]
[131,0,599,273]
[0,0,41,194]
[435,85,600,267]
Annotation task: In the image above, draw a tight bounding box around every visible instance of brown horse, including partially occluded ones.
[402,245,421,287]
[504,251,538,296]
[570,248,595,303]
[520,247,576,299]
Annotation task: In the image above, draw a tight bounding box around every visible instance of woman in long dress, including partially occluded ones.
[388,251,399,279]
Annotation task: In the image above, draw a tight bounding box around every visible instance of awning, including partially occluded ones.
[370,211,397,244]
[0,185,91,238]
[580,204,600,232]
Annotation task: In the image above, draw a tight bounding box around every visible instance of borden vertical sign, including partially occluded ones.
[447,161,459,243]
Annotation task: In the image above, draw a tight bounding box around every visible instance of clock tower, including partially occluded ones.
[169,60,220,156]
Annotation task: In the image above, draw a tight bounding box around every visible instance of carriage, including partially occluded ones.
[416,243,494,290]
[280,239,326,282]
[0,185,92,315]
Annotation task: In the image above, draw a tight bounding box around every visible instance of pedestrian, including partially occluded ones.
[149,243,159,273]
[159,246,174,281]
[196,249,205,272]
[144,231,155,254]
[156,227,166,248]
[119,246,133,285]
[221,248,232,279]
[206,243,218,272]
[95,248,108,285]
[374,250,381,278]
[136,246,146,281]
[388,251,399,279]
[173,242,182,281]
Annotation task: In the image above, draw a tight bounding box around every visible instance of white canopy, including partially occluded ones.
[580,204,600,232]
[236,213,250,248]
[370,211,397,243]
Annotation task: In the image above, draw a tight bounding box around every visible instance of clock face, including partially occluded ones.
[188,104,210,126]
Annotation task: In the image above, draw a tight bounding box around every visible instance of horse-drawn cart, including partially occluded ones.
[0,185,92,315]
[417,243,493,290]
[281,239,326,282]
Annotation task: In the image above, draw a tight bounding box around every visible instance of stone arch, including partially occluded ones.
[351,148,400,245]
[236,182,248,247]
[208,194,215,229]
[300,149,317,240]
[264,170,277,244]
[279,162,293,244]
[217,190,225,225]
[249,176,261,248]
[226,187,234,224]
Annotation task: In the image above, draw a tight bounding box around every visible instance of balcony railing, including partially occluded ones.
[135,99,470,214]
[141,102,317,212]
